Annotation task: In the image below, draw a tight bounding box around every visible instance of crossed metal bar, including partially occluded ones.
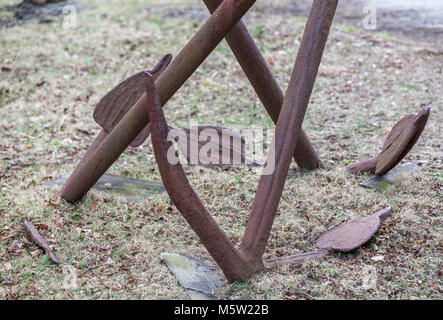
[57,0,338,282]
[58,0,327,202]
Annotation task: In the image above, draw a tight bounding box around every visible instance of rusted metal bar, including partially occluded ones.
[57,55,172,200]
[59,0,257,202]
[240,0,338,261]
[202,0,323,170]
[145,73,263,282]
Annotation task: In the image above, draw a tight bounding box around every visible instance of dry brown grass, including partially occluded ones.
[0,0,442,299]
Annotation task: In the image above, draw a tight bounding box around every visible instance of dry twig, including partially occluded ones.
[23,220,60,264]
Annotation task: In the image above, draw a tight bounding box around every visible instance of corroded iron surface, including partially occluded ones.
[93,54,172,147]
[316,207,393,252]
[147,0,338,282]
[347,107,430,175]
[376,107,430,175]
[176,126,261,167]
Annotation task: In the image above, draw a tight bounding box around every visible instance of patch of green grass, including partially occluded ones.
[253,24,267,38]
[400,82,418,90]
[347,25,357,33]
[381,31,391,40]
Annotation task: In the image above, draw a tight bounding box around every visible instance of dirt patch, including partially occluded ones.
[0,1,84,29]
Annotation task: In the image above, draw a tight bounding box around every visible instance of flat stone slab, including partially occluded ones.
[316,207,393,252]
[44,174,165,203]
[361,162,420,190]
[160,253,222,300]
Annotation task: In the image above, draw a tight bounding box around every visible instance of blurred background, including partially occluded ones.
[1,0,442,42]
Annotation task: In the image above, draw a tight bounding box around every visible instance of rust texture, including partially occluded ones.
[202,0,323,170]
[145,73,263,281]
[147,0,338,282]
[240,0,338,261]
[58,0,258,202]
[347,107,430,175]
[315,207,393,252]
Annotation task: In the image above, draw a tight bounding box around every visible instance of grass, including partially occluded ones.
[0,0,442,300]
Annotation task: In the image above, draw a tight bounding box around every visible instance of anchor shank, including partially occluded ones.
[241,0,338,259]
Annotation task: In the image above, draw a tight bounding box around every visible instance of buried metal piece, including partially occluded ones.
[347,107,430,176]
[263,250,330,269]
[315,207,393,252]
[264,207,393,268]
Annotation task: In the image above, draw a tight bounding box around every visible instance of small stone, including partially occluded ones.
[103,183,112,190]
[361,162,420,190]
[160,253,222,300]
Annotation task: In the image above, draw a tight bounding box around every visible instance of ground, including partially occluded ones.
[0,0,442,300]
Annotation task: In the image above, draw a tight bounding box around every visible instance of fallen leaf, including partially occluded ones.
[44,198,61,208]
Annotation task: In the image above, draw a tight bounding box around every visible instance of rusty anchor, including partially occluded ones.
[52,0,421,283]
